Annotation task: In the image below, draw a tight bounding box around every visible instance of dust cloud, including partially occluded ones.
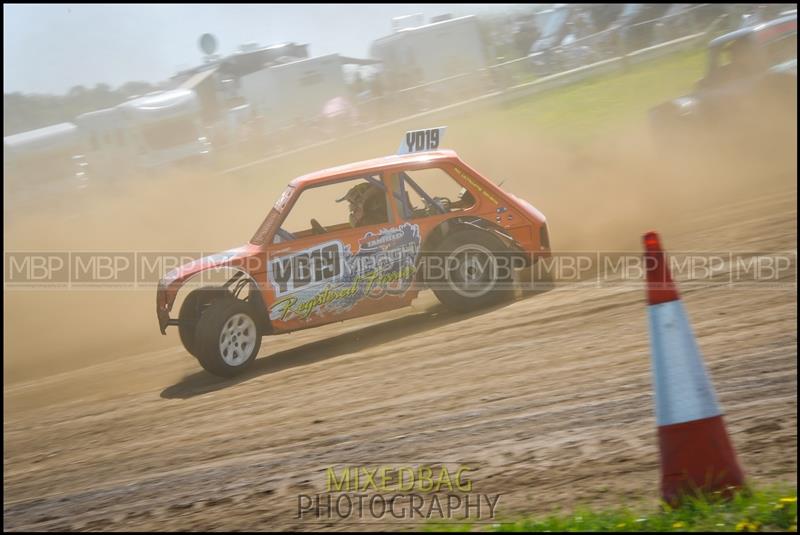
[3,105,796,384]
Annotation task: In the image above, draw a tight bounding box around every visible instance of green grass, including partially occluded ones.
[455,48,707,144]
[425,486,797,532]
[225,47,707,181]
[213,45,712,250]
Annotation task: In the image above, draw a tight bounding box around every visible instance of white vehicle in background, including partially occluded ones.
[4,122,89,209]
[239,53,352,143]
[370,15,490,97]
[74,107,128,180]
[76,88,212,179]
[224,103,253,146]
[118,89,212,170]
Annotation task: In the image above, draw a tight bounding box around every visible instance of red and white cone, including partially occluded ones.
[643,231,745,504]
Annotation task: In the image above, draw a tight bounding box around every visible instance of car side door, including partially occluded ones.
[265,173,423,332]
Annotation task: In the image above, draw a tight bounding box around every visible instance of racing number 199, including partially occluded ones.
[406,128,440,153]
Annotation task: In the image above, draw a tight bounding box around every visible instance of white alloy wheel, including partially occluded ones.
[447,243,498,298]
[219,313,258,367]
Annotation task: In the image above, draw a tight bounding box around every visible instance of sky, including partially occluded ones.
[4,3,537,95]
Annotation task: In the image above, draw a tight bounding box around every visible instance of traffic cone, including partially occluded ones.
[643,231,745,505]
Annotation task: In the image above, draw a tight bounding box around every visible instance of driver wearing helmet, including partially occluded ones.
[336,182,387,227]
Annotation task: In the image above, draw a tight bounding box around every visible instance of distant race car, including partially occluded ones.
[649,13,797,146]
[156,127,551,377]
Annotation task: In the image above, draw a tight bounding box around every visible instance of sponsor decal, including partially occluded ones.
[274,186,294,211]
[269,223,421,321]
[453,167,498,204]
[270,241,344,298]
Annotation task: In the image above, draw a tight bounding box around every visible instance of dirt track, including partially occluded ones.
[3,126,798,530]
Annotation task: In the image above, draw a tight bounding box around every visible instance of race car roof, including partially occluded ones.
[290,149,460,187]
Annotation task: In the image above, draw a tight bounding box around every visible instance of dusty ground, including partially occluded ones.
[3,124,797,530]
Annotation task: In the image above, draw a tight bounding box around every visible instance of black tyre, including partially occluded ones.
[430,230,515,311]
[178,287,231,358]
[194,299,262,378]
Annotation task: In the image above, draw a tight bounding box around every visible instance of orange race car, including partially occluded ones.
[156,127,551,377]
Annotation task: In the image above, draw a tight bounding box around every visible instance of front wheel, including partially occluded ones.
[179,286,230,358]
[430,230,515,312]
[194,299,262,377]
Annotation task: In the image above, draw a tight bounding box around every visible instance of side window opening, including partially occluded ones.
[273,174,391,243]
[394,167,476,219]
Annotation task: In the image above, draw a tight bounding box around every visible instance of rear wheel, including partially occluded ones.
[431,230,515,312]
[195,299,262,377]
